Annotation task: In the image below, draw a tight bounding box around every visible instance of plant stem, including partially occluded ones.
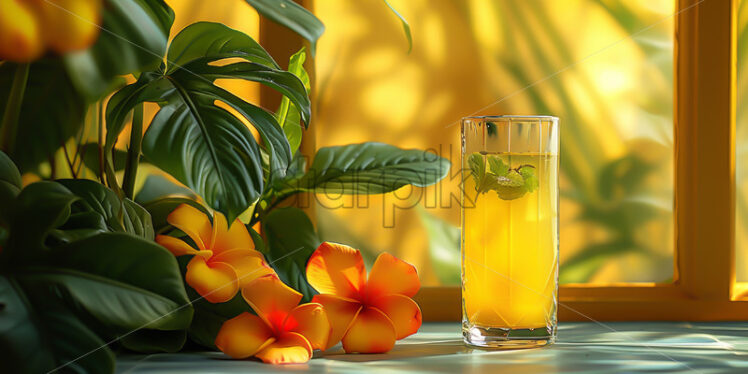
[0,63,30,155]
[97,101,106,185]
[122,104,143,199]
[49,155,57,179]
[250,190,300,225]
[62,142,77,178]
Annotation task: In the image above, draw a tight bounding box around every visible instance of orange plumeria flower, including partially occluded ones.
[305,242,422,353]
[156,204,274,303]
[215,275,331,364]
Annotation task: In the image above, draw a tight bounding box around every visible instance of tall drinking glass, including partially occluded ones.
[461,115,559,348]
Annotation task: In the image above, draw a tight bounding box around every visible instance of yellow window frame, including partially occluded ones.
[262,0,748,321]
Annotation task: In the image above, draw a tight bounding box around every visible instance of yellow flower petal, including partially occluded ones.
[186,255,239,303]
[306,242,365,300]
[311,294,362,350]
[155,235,198,256]
[254,332,312,364]
[0,0,43,62]
[242,275,302,327]
[212,249,275,287]
[342,306,396,354]
[211,211,254,253]
[215,312,274,359]
[167,204,212,251]
[31,0,102,53]
[283,303,331,351]
[366,252,420,299]
[370,294,422,339]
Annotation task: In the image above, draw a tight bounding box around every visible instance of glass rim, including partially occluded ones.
[462,115,559,121]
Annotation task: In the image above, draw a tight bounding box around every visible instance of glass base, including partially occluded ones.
[462,323,555,349]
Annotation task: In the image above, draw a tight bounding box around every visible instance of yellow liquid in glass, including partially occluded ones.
[462,153,558,329]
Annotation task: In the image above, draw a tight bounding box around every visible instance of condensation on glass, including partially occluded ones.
[461,115,559,348]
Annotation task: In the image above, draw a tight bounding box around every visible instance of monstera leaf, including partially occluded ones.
[106,22,310,222]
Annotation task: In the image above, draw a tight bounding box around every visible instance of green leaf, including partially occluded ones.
[417,208,460,285]
[79,143,129,175]
[469,154,537,200]
[190,62,310,124]
[488,157,509,176]
[19,233,192,332]
[469,153,505,194]
[243,0,325,56]
[0,184,192,367]
[295,142,450,194]
[0,61,85,173]
[0,276,114,374]
[139,79,265,223]
[103,71,170,153]
[63,0,175,99]
[383,0,413,53]
[249,226,266,253]
[0,151,21,224]
[135,174,196,205]
[263,207,320,302]
[518,165,539,193]
[142,197,208,235]
[106,22,309,221]
[276,48,311,156]
[0,150,21,189]
[166,20,278,70]
[468,153,487,191]
[5,182,80,259]
[56,179,154,240]
[494,170,527,200]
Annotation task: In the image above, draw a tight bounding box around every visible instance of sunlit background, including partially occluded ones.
[313,0,675,285]
[124,0,677,286]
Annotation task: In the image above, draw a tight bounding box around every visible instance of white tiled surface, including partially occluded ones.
[116,322,748,373]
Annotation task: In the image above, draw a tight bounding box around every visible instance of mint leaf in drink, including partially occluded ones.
[468,153,499,194]
[499,170,524,186]
[494,170,527,200]
[468,153,485,182]
[470,154,538,199]
[468,153,487,193]
[517,165,538,193]
[488,156,509,176]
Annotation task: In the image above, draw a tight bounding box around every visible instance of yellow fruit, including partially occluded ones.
[0,0,43,62]
[31,0,103,53]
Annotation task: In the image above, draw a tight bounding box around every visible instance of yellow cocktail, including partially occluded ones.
[461,116,559,348]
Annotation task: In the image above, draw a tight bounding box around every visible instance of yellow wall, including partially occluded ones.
[313,0,675,285]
